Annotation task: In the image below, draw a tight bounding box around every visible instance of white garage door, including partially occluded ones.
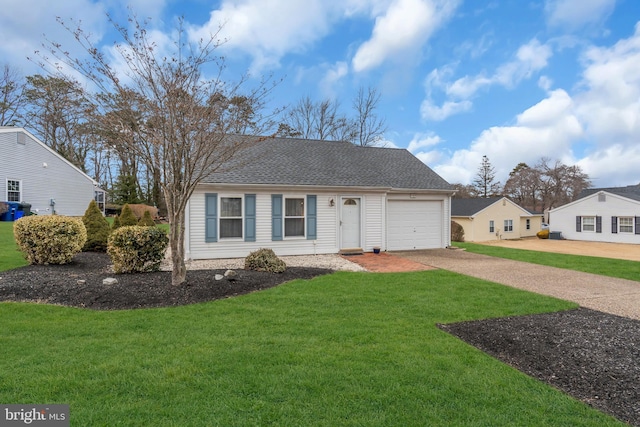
[387,200,443,250]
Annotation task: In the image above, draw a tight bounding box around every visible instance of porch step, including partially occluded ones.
[339,247,364,256]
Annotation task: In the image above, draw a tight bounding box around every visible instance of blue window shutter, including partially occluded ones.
[307,195,317,240]
[272,194,283,241]
[576,216,581,232]
[612,216,618,234]
[596,216,602,233]
[205,193,218,242]
[245,194,256,242]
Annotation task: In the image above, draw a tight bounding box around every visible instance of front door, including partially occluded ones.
[340,197,361,248]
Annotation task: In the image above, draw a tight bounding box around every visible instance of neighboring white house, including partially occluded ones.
[548,185,640,243]
[451,197,544,242]
[184,136,455,259]
[0,127,104,216]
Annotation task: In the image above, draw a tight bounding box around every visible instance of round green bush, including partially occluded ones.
[14,215,87,265]
[244,248,286,273]
[107,226,169,273]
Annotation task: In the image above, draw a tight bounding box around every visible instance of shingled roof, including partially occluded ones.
[451,197,505,216]
[578,184,640,202]
[201,136,453,191]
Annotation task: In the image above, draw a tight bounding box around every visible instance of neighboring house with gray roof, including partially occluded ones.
[0,127,104,218]
[549,184,640,243]
[184,136,455,259]
[451,196,543,242]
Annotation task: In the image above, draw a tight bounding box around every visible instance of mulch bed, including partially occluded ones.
[440,309,640,426]
[0,252,332,310]
[0,252,638,425]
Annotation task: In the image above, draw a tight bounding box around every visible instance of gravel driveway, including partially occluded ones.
[394,248,640,320]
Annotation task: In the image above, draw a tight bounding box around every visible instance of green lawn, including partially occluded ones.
[0,221,627,425]
[0,221,27,271]
[456,242,640,282]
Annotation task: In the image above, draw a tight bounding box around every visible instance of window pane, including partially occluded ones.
[221,198,242,217]
[583,217,595,231]
[285,218,304,237]
[7,180,20,202]
[220,219,242,238]
[620,217,633,233]
[285,198,304,217]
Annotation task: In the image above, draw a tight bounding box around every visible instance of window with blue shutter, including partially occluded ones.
[307,195,317,240]
[272,194,283,241]
[205,193,218,242]
[245,194,256,242]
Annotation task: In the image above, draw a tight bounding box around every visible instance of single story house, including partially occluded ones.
[0,127,105,217]
[451,196,544,242]
[548,184,640,243]
[184,137,455,259]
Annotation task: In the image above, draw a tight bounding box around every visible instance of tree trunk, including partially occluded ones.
[167,199,187,286]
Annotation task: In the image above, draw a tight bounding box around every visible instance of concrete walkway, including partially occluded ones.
[392,248,640,321]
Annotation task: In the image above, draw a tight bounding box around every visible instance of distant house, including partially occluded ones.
[184,136,455,259]
[548,184,640,243]
[0,127,104,216]
[451,196,544,242]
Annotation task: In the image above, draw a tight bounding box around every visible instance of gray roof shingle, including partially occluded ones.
[578,184,640,202]
[451,197,504,216]
[202,136,453,191]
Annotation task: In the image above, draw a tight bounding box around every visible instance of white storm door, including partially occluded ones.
[340,197,361,248]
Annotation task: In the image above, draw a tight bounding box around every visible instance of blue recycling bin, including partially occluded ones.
[1,202,21,221]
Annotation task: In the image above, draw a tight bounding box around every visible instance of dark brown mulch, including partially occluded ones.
[439,308,640,426]
[0,252,332,310]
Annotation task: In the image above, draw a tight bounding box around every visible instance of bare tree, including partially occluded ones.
[0,64,26,126]
[473,155,502,197]
[352,86,387,146]
[503,162,542,211]
[451,183,478,198]
[537,157,590,211]
[280,96,356,141]
[40,15,279,285]
[22,74,95,171]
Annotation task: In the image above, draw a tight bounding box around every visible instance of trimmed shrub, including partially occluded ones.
[138,210,156,226]
[82,200,111,252]
[107,226,169,273]
[128,204,159,220]
[245,248,286,273]
[451,220,465,242]
[14,215,87,265]
[119,204,139,226]
[111,214,121,230]
[537,229,550,239]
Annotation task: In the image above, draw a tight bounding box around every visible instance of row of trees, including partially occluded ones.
[453,155,591,212]
[1,70,386,210]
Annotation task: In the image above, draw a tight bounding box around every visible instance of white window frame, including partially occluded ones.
[284,196,305,239]
[503,219,513,233]
[489,220,495,233]
[526,219,531,230]
[219,195,244,239]
[6,179,21,202]
[582,216,595,232]
[619,217,633,233]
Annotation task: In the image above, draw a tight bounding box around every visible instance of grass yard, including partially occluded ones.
[0,221,27,271]
[0,221,627,425]
[456,242,640,282]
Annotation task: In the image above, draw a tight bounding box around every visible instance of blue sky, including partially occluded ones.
[1,0,639,188]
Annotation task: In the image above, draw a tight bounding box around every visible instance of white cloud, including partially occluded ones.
[407,132,442,152]
[352,0,460,72]
[545,0,616,30]
[422,39,552,121]
[319,62,349,98]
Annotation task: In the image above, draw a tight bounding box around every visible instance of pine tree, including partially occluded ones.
[82,200,111,252]
[138,210,156,226]
[119,204,138,226]
[111,214,121,230]
[473,155,502,198]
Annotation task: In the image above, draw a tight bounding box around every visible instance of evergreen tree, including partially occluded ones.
[138,210,156,226]
[473,155,502,198]
[82,200,111,252]
[111,214,121,230]
[119,204,138,226]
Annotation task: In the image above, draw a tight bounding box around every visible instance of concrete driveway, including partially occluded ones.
[393,248,640,321]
